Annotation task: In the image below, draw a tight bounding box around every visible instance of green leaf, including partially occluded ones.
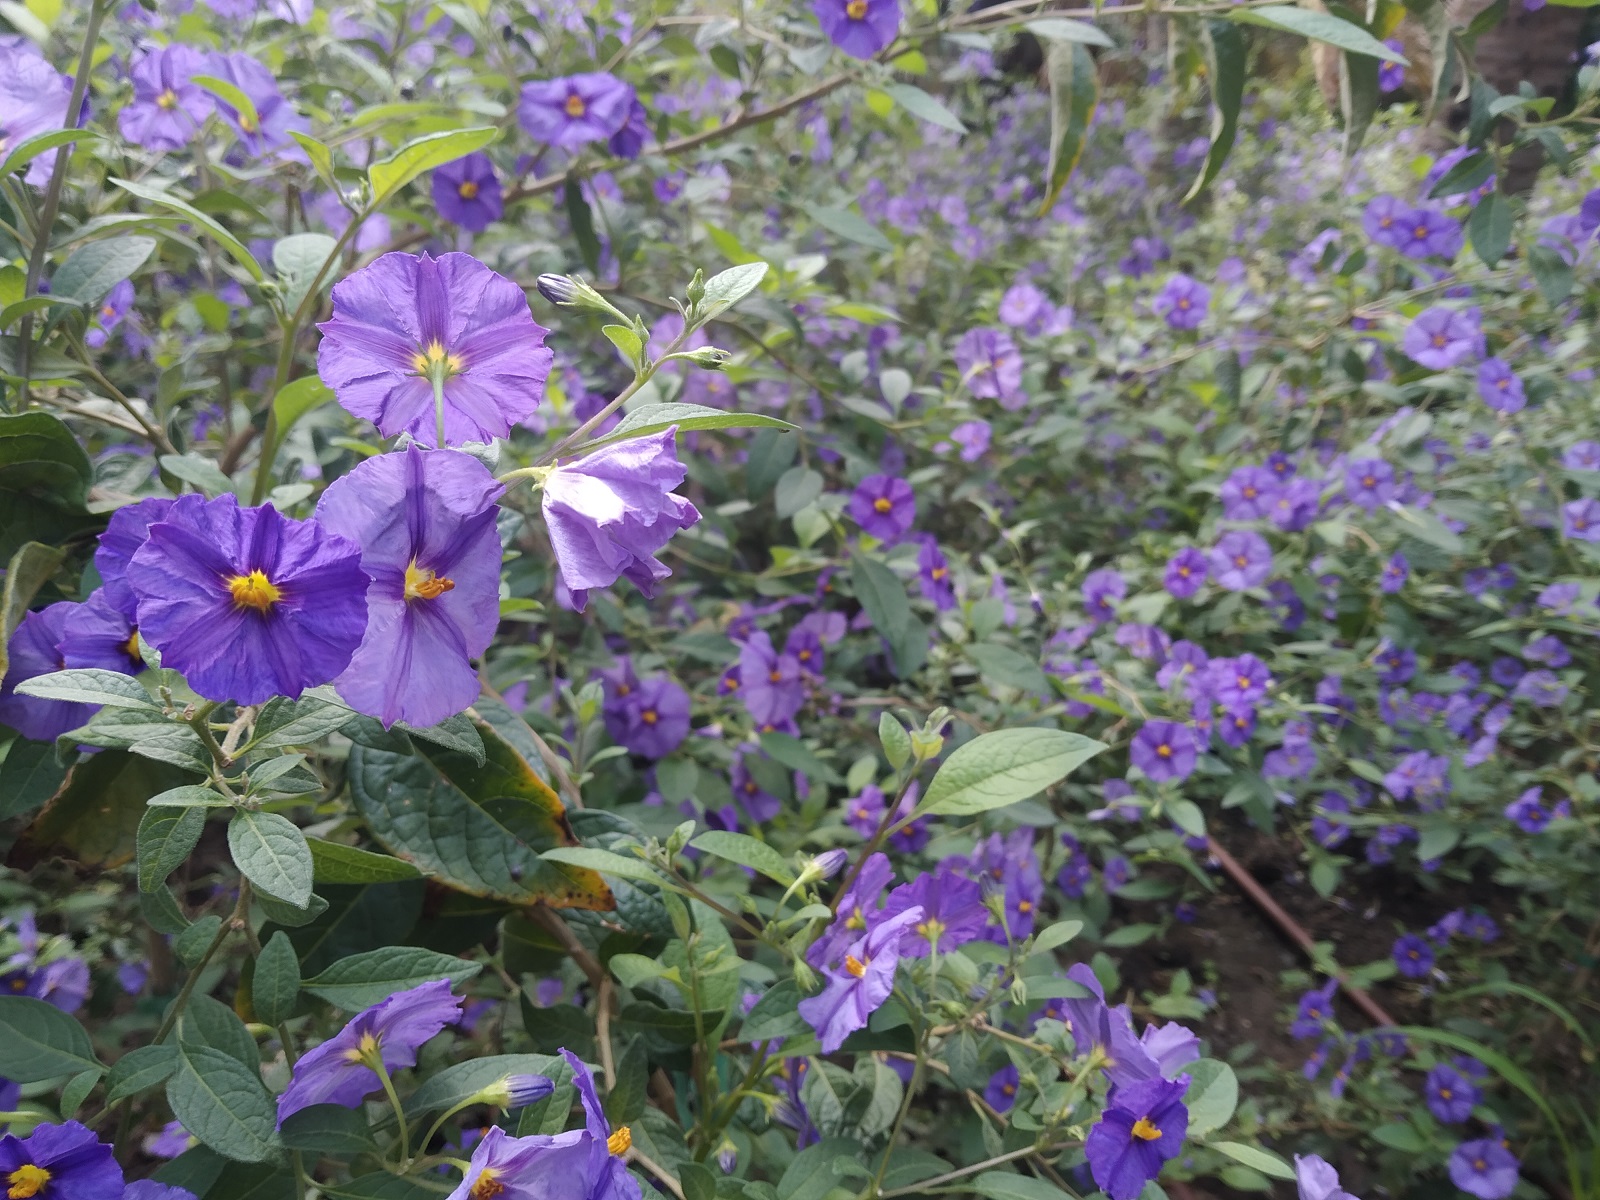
[111,178,265,281]
[105,1043,180,1103]
[1040,42,1098,213]
[52,237,157,304]
[308,838,425,884]
[689,831,796,885]
[346,715,612,909]
[967,643,1048,694]
[1184,21,1246,202]
[402,1053,559,1116]
[1225,6,1407,61]
[1210,1142,1296,1181]
[588,402,793,451]
[878,713,912,770]
[271,233,338,317]
[1183,1059,1239,1136]
[1029,920,1084,957]
[278,1105,374,1155]
[1394,504,1464,554]
[774,466,824,519]
[881,83,966,133]
[1468,191,1513,268]
[564,176,602,275]
[1528,243,1575,306]
[1336,25,1381,161]
[397,712,486,765]
[271,377,335,451]
[850,553,910,643]
[1429,150,1494,199]
[191,74,261,134]
[1023,17,1113,45]
[290,131,338,189]
[1382,1025,1566,1139]
[741,980,811,1042]
[602,324,643,366]
[138,805,206,892]
[177,993,261,1072]
[253,931,301,1026]
[301,946,483,1009]
[970,1172,1072,1200]
[21,749,196,868]
[1447,981,1594,1050]
[159,452,234,496]
[14,668,156,710]
[0,128,96,182]
[798,202,891,252]
[229,810,315,908]
[539,846,661,882]
[175,916,224,967]
[1372,1121,1427,1151]
[1168,798,1207,838]
[759,731,843,786]
[0,414,96,563]
[914,729,1107,817]
[0,996,102,1081]
[147,785,234,808]
[60,1067,102,1118]
[167,1042,282,1163]
[368,127,498,204]
[697,261,769,319]
[680,1163,716,1200]
[0,737,68,821]
[253,695,354,751]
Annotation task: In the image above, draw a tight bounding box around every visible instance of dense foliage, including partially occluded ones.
[1,1,1599,1199]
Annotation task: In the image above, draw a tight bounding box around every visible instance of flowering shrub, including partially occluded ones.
[1,2,1599,1200]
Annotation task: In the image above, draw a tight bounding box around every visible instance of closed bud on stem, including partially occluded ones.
[679,346,732,371]
[666,819,696,857]
[792,959,818,994]
[685,268,706,307]
[477,1073,554,1110]
[536,273,579,305]
[909,727,944,763]
[717,1142,738,1174]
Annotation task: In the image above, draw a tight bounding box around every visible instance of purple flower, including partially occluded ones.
[124,1184,199,1200]
[1152,274,1209,330]
[1,602,125,741]
[1084,1076,1190,1200]
[1402,306,1483,370]
[798,906,924,1052]
[317,251,553,447]
[431,152,503,233]
[1448,1137,1519,1200]
[0,1122,122,1200]
[1381,552,1409,593]
[1563,498,1600,541]
[882,866,987,956]
[731,755,781,822]
[813,0,901,60]
[1268,477,1322,531]
[1163,548,1208,599]
[1425,1063,1479,1123]
[738,632,804,732]
[984,1063,1021,1112]
[204,52,308,156]
[141,1121,194,1159]
[518,73,636,148]
[1220,466,1279,520]
[1476,358,1525,414]
[999,282,1045,328]
[128,496,369,706]
[1343,458,1396,510]
[608,98,650,159]
[953,327,1025,408]
[277,980,463,1123]
[1378,48,1406,93]
[849,475,916,541]
[917,539,955,610]
[543,428,701,610]
[1083,567,1125,621]
[1564,440,1600,471]
[0,41,74,186]
[605,672,690,759]
[119,45,213,151]
[1363,195,1413,249]
[1395,207,1463,260]
[1504,786,1553,833]
[314,447,503,728]
[1208,530,1271,591]
[1392,934,1434,978]
[949,419,992,461]
[1290,980,1339,1038]
[1211,653,1270,711]
[1295,1154,1358,1200]
[1130,721,1197,782]
[95,496,206,622]
[56,591,144,678]
[446,1050,640,1200]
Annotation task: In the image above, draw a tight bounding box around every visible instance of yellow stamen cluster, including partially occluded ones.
[404,561,456,602]
[458,180,480,200]
[470,1171,506,1200]
[1131,1117,1162,1141]
[844,953,868,978]
[156,88,179,110]
[846,0,869,16]
[7,1165,52,1199]
[565,93,587,118]
[228,570,281,612]
[607,1126,633,1156]
[412,339,465,377]
[872,497,894,514]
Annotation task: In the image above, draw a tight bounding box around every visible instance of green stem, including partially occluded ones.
[15,0,108,407]
[374,1057,413,1166]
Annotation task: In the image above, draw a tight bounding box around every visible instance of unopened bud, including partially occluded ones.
[685,269,706,307]
[479,1073,554,1110]
[717,1143,738,1173]
[536,273,579,305]
[683,346,732,371]
[812,849,848,880]
[792,959,818,994]
[909,728,944,763]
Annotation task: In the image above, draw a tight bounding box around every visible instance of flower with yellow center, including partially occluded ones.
[844,953,868,978]
[1131,1117,1162,1141]
[6,1165,51,1199]
[412,339,465,378]
[227,569,281,612]
[470,1172,505,1200]
[156,87,178,110]
[565,93,587,117]
[403,561,455,602]
[458,180,480,200]
[872,496,894,514]
[846,0,869,15]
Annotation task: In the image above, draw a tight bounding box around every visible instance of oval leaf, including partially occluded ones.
[914,729,1107,817]
[229,810,314,908]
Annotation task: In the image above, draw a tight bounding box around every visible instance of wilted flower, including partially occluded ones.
[317,251,553,446]
[315,447,504,728]
[542,428,701,610]
[128,496,369,707]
